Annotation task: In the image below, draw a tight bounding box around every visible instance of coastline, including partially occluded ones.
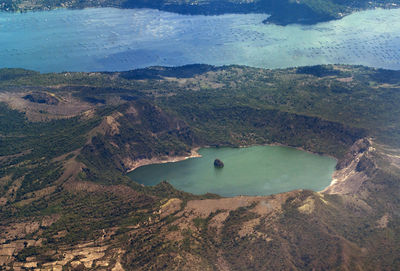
[126,147,201,173]
[267,142,339,161]
[235,141,339,162]
[2,5,393,27]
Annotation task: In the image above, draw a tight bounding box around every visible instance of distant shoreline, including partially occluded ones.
[2,3,398,26]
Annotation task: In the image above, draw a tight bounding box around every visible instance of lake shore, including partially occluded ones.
[266,142,339,161]
[126,147,201,173]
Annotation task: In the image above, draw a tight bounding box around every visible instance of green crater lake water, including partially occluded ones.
[128,145,336,197]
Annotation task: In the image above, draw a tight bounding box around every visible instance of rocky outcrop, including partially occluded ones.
[335,138,370,170]
[324,138,376,194]
[214,159,224,168]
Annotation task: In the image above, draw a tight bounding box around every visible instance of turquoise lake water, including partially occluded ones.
[0,8,399,72]
[128,146,337,197]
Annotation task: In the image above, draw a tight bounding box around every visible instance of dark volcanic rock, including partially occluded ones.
[214,159,224,168]
[23,92,59,105]
[336,138,370,170]
[356,155,375,173]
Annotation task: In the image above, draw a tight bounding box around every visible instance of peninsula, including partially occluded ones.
[1,0,399,25]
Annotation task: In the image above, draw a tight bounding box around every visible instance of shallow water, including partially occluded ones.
[0,8,399,72]
[128,146,336,197]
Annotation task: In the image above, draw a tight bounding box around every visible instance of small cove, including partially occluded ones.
[128,145,337,197]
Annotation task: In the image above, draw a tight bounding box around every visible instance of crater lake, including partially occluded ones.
[128,146,337,197]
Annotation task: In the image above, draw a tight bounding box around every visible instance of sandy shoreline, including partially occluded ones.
[126,147,201,173]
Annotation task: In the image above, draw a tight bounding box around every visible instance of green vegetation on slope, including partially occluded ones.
[0,64,400,269]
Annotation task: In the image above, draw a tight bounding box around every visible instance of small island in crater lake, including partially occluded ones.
[214,159,224,168]
[128,146,336,197]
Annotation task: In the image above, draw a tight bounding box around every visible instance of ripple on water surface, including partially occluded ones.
[0,8,400,72]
